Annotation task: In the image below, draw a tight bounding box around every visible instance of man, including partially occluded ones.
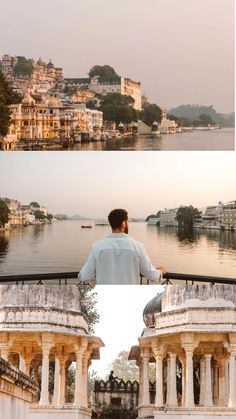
[78,208,166,285]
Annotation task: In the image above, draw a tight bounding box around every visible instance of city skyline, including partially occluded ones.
[1,152,236,218]
[1,0,234,113]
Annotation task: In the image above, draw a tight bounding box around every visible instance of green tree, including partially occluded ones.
[99,93,138,125]
[34,210,46,220]
[88,65,118,78]
[30,202,40,207]
[176,206,201,228]
[13,56,34,78]
[140,103,162,126]
[0,199,9,227]
[0,71,22,136]
[79,284,100,334]
[108,350,155,382]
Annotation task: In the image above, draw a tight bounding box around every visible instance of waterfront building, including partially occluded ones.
[220,201,236,231]
[158,109,178,134]
[65,75,142,110]
[129,284,236,418]
[0,285,104,419]
[159,208,178,227]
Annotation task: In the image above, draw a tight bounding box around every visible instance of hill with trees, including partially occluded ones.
[168,104,234,127]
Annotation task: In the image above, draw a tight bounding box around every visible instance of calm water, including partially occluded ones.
[69,128,234,151]
[0,221,236,278]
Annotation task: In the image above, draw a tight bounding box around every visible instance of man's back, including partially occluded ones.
[79,233,161,285]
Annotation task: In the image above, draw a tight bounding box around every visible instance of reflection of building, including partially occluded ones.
[129,284,236,418]
[65,76,142,110]
[94,379,140,413]
[159,208,178,227]
[0,285,104,419]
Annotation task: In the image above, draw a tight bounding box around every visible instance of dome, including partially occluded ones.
[0,285,89,335]
[48,97,60,108]
[47,59,54,68]
[143,292,163,327]
[22,93,36,106]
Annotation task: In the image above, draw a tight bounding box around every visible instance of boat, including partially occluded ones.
[81,224,92,229]
[95,220,109,226]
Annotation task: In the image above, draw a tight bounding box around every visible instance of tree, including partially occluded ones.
[99,93,138,125]
[88,65,118,78]
[13,56,34,78]
[34,210,46,220]
[0,71,22,136]
[176,206,201,228]
[108,350,155,382]
[140,103,162,126]
[30,202,40,207]
[79,284,100,334]
[0,199,9,227]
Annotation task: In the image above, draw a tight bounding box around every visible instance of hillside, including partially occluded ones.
[168,105,234,127]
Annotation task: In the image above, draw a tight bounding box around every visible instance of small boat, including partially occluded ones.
[81,224,92,229]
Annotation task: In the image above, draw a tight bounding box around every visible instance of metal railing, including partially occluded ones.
[0,271,235,285]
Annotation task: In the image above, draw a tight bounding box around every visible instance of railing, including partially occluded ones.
[0,271,235,285]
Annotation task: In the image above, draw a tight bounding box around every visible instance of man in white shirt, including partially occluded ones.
[78,209,166,285]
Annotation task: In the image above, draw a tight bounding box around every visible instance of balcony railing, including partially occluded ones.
[0,271,235,285]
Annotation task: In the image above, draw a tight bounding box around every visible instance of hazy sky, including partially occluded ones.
[0,0,234,113]
[91,285,163,377]
[0,152,236,218]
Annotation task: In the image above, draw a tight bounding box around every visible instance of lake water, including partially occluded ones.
[0,221,236,279]
[70,128,234,151]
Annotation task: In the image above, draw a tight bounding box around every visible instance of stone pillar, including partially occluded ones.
[59,358,66,405]
[153,350,164,406]
[199,357,206,406]
[218,359,226,407]
[138,359,144,406]
[168,353,177,406]
[142,349,150,405]
[82,353,90,407]
[204,354,213,406]
[53,357,60,405]
[184,349,194,408]
[39,345,51,405]
[33,365,39,384]
[225,360,229,406]
[228,351,236,407]
[166,357,171,405]
[19,355,25,372]
[74,350,83,406]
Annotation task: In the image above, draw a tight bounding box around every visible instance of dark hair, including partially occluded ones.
[108,209,128,230]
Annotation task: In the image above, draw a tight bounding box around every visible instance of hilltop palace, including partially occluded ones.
[1,283,236,419]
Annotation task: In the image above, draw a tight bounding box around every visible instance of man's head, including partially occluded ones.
[108,209,128,234]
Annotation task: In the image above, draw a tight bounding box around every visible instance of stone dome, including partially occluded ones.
[22,93,36,106]
[0,285,89,335]
[143,293,163,327]
[47,59,54,68]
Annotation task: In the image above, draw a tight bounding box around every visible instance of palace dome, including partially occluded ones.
[22,94,36,106]
[143,292,163,327]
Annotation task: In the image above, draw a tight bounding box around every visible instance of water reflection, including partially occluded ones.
[0,233,9,258]
[177,227,200,245]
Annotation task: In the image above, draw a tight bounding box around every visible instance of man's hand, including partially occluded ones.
[158,266,167,274]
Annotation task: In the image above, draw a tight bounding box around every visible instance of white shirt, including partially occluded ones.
[78,233,161,285]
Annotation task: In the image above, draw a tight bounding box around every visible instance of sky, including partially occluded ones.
[0,151,236,218]
[91,285,164,377]
[0,0,234,113]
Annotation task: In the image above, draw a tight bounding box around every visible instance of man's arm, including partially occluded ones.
[138,244,162,282]
[78,248,96,281]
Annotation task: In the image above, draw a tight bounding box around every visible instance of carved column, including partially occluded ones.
[74,350,83,406]
[218,358,226,407]
[225,359,229,406]
[82,351,90,407]
[59,357,67,404]
[168,353,177,407]
[53,357,60,405]
[228,351,236,407]
[138,358,144,406]
[153,348,164,406]
[199,356,206,406]
[183,348,195,408]
[39,345,51,405]
[166,357,171,405]
[204,354,213,406]
[141,348,150,405]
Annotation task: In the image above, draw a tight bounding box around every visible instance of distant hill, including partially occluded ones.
[55,214,90,220]
[168,105,235,127]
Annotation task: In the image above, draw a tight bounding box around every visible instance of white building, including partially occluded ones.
[220,201,236,230]
[159,208,178,227]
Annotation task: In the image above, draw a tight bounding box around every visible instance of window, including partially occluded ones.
[111,398,121,406]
